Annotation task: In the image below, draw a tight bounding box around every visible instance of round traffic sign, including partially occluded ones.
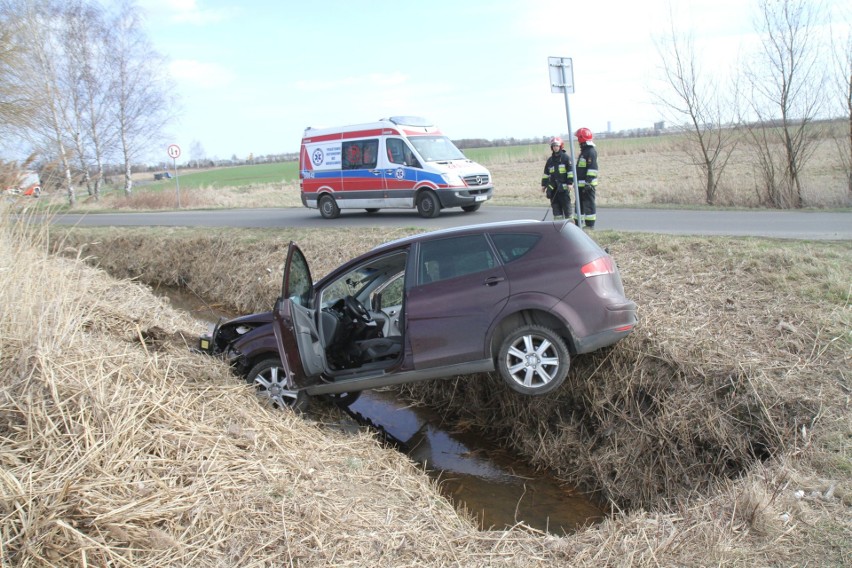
[167,144,181,159]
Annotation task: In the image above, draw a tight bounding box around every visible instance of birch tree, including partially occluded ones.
[62,0,113,199]
[7,0,78,205]
[107,0,173,196]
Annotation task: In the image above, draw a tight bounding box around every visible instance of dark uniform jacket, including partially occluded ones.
[541,150,574,196]
[576,143,598,190]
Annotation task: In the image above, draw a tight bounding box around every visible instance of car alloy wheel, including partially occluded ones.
[246,358,308,411]
[497,324,570,395]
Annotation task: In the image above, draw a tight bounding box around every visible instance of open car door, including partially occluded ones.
[272,242,325,389]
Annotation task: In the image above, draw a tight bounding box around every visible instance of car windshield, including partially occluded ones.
[408,136,466,162]
[320,251,409,309]
[322,266,377,308]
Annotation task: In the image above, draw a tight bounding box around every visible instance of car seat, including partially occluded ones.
[355,305,404,364]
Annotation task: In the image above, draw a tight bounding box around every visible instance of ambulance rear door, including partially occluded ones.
[301,135,342,198]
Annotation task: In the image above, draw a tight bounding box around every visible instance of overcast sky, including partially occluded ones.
[137,0,849,162]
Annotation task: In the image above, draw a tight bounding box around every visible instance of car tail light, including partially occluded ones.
[581,256,615,277]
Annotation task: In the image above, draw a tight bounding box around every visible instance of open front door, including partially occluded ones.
[273,243,325,389]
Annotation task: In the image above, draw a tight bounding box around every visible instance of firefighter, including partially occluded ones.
[574,127,599,228]
[540,136,573,220]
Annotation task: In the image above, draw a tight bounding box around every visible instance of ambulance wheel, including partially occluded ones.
[462,203,481,212]
[319,194,340,219]
[417,191,440,218]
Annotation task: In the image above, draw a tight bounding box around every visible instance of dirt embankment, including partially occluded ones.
[37,225,852,565]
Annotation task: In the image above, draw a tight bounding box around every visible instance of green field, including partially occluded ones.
[149,161,300,190]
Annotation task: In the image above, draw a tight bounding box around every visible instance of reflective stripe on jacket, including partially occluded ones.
[576,143,598,189]
[541,150,574,189]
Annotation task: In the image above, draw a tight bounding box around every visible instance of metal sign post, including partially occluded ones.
[548,57,583,227]
[167,144,182,208]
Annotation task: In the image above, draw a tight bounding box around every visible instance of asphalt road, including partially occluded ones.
[51,205,852,240]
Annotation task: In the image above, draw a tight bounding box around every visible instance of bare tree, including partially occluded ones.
[0,12,36,133]
[742,0,827,208]
[6,0,78,205]
[829,25,851,200]
[62,0,114,200]
[190,140,206,169]
[106,0,174,196]
[654,15,739,205]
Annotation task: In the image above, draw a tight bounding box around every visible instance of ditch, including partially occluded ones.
[157,285,606,535]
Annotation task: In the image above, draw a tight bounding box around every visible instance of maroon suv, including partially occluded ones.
[200,220,636,409]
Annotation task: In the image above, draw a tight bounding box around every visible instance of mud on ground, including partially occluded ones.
[44,224,852,565]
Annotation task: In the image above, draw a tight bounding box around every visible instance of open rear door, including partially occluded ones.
[272,243,325,388]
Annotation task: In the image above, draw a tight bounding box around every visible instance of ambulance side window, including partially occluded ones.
[386,138,420,169]
[361,140,378,168]
[343,142,362,169]
[386,138,405,165]
[343,139,379,169]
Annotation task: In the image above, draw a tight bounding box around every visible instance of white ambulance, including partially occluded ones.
[299,116,493,219]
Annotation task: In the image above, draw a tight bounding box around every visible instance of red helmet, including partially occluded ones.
[549,136,564,150]
[575,127,593,144]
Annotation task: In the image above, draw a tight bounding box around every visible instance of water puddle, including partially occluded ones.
[155,286,605,535]
[348,389,605,534]
[153,284,237,323]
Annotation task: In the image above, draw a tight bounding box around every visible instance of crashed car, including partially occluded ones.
[199,220,637,410]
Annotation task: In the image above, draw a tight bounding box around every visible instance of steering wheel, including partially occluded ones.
[344,295,372,323]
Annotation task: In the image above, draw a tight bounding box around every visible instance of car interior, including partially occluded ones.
[317,252,407,375]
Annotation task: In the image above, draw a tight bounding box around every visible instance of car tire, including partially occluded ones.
[497,324,570,396]
[416,191,440,218]
[246,358,308,411]
[319,194,340,219]
[461,203,481,212]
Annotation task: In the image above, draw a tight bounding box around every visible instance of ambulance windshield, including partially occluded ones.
[408,136,466,162]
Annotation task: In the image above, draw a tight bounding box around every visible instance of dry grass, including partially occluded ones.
[485,136,851,208]
[43,224,852,566]
[1,209,546,566]
[4,214,850,565]
[67,180,303,212]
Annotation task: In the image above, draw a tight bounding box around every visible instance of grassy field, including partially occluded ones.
[144,161,300,190]
[26,131,850,213]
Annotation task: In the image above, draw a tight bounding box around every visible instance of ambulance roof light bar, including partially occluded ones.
[383,116,433,128]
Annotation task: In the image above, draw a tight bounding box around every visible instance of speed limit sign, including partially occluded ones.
[167,144,181,159]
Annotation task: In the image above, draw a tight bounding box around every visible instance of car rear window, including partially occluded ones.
[489,233,541,264]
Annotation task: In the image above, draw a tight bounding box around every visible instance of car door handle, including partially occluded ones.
[369,169,381,176]
[484,276,505,286]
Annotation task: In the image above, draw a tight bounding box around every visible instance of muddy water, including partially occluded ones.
[349,390,604,534]
[156,286,605,535]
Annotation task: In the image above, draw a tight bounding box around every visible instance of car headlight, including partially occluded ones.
[441,173,464,186]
